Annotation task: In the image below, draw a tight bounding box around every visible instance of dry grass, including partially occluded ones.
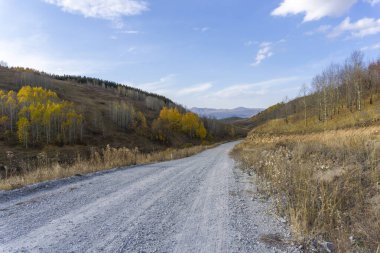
[232,126,380,252]
[0,144,215,191]
[254,97,380,135]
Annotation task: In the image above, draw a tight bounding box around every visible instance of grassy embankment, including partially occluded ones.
[232,125,380,252]
[1,143,216,191]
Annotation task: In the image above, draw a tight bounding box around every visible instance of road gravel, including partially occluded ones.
[0,142,299,252]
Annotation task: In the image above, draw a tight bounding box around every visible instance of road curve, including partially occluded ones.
[0,142,297,253]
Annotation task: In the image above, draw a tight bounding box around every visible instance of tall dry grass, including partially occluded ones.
[0,144,214,191]
[232,126,380,252]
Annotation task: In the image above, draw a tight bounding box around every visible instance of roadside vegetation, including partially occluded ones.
[232,128,380,252]
[232,51,380,252]
[1,143,216,190]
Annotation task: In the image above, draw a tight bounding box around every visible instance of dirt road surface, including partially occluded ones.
[0,142,298,252]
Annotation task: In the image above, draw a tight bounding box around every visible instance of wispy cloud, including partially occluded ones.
[328,17,380,38]
[133,74,177,94]
[361,42,380,51]
[120,30,141,34]
[305,25,332,36]
[244,40,259,47]
[193,27,210,32]
[251,42,273,67]
[213,76,301,98]
[178,82,213,95]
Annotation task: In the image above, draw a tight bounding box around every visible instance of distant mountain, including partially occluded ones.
[191,107,263,119]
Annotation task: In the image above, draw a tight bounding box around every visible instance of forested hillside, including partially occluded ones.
[244,51,380,133]
[0,66,246,179]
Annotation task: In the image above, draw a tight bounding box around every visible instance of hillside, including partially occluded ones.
[191,107,263,119]
[243,51,380,134]
[0,66,246,178]
[232,51,380,252]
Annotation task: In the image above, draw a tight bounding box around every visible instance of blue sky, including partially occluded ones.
[0,0,379,109]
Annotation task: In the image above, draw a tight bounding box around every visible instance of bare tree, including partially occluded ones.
[348,51,365,111]
[299,84,309,127]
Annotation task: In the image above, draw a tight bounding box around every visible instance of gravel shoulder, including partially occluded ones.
[0,142,298,253]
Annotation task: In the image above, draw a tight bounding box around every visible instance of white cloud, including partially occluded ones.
[43,0,148,20]
[251,42,273,67]
[178,83,212,95]
[213,77,301,98]
[271,0,357,22]
[361,42,380,51]
[329,17,380,37]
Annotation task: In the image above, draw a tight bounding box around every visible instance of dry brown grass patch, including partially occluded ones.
[232,126,380,252]
[0,144,215,191]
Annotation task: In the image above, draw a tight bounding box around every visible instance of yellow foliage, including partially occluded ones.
[136,112,148,129]
[17,117,30,148]
[0,86,83,147]
[159,107,182,130]
[0,115,8,125]
[157,108,207,140]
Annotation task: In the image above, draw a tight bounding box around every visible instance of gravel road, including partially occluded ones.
[0,142,299,253]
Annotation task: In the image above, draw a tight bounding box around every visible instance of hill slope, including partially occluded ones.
[242,52,380,134]
[0,66,245,169]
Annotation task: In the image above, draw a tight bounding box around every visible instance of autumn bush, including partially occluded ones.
[152,107,207,141]
[232,127,380,252]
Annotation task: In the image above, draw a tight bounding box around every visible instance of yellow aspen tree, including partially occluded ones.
[136,112,148,130]
[196,123,207,140]
[17,117,30,148]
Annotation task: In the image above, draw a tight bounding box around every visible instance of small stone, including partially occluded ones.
[319,241,335,253]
